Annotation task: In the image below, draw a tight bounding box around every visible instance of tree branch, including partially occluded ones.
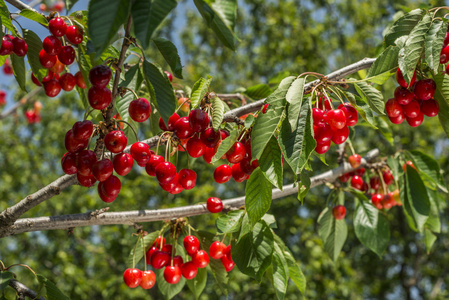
[5,0,39,13]
[0,88,42,120]
[0,58,376,237]
[2,149,379,236]
[9,279,45,300]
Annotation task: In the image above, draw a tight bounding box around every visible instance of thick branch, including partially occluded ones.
[3,149,379,236]
[0,58,376,237]
[9,279,45,300]
[5,0,39,12]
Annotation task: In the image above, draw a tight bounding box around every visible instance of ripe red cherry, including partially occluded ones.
[89,65,112,88]
[77,172,96,187]
[164,71,173,82]
[113,153,134,176]
[370,176,380,190]
[221,254,235,272]
[152,236,166,248]
[12,37,27,57]
[178,169,197,190]
[129,98,151,122]
[394,86,413,105]
[332,205,346,220]
[31,73,42,86]
[130,142,152,166]
[231,163,247,182]
[0,36,13,55]
[240,155,257,175]
[331,126,349,144]
[200,128,221,148]
[312,108,326,125]
[262,103,269,114]
[192,250,209,268]
[318,97,332,110]
[338,103,358,126]
[420,99,439,117]
[403,99,420,118]
[388,111,406,124]
[414,79,436,101]
[207,197,223,213]
[162,244,174,255]
[174,117,194,139]
[356,168,365,176]
[326,109,346,130]
[315,140,331,154]
[155,162,177,183]
[76,149,97,176]
[209,241,226,259]
[189,109,210,132]
[441,46,449,63]
[164,266,181,284]
[181,261,198,280]
[59,73,76,91]
[226,142,246,164]
[348,154,361,168]
[123,268,142,288]
[151,250,170,269]
[214,165,232,184]
[43,79,61,97]
[43,36,62,56]
[66,25,83,44]
[385,98,403,118]
[351,175,364,190]
[403,160,417,172]
[72,120,93,140]
[396,68,416,88]
[145,155,164,176]
[75,71,86,88]
[171,256,184,268]
[92,159,113,182]
[101,175,121,197]
[183,235,200,255]
[314,123,334,144]
[339,173,350,183]
[187,136,206,158]
[382,170,394,185]
[65,129,88,153]
[88,86,112,110]
[139,270,156,289]
[39,49,57,68]
[104,130,127,153]
[203,147,216,164]
[98,183,118,202]
[57,45,75,65]
[371,194,384,209]
[49,17,67,37]
[61,152,78,175]
[159,113,180,131]
[406,111,424,127]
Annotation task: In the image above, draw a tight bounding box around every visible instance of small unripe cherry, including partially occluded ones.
[348,154,362,168]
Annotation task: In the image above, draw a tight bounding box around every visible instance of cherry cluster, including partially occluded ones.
[24,101,43,124]
[39,1,65,12]
[3,59,13,75]
[32,16,84,97]
[312,98,359,154]
[0,33,28,57]
[385,69,439,126]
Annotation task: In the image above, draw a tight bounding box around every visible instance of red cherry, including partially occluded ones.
[88,86,112,110]
[440,46,449,64]
[221,254,235,272]
[39,49,57,68]
[98,182,117,202]
[394,86,413,105]
[171,256,184,268]
[163,266,181,284]
[351,175,364,190]
[262,103,269,114]
[312,108,326,125]
[209,241,226,259]
[43,36,62,56]
[65,129,88,153]
[226,142,246,164]
[31,73,42,86]
[3,64,13,75]
[130,142,152,166]
[332,205,346,220]
[420,99,439,117]
[159,113,180,131]
[192,250,209,268]
[162,244,174,255]
[12,37,27,57]
[187,136,206,158]
[385,98,403,117]
[72,120,93,140]
[200,128,221,148]
[315,140,331,154]
[104,130,127,153]
[406,111,424,127]
[152,236,166,248]
[43,79,61,97]
[348,154,362,168]
[49,17,67,37]
[66,25,83,44]
[129,98,151,122]
[178,169,197,190]
[174,117,195,139]
[189,109,210,132]
[414,79,436,101]
[101,175,121,198]
[207,197,223,213]
[339,173,350,183]
[382,195,395,209]
[183,235,200,255]
[331,126,349,144]
[61,152,78,174]
[75,71,86,88]
[203,147,216,164]
[76,149,97,176]
[388,111,406,124]
[214,165,232,184]
[356,168,365,176]
[338,103,358,126]
[145,155,164,176]
[371,194,384,209]
[403,99,420,118]
[139,270,156,289]
[50,58,64,74]
[77,172,96,187]
[92,159,113,182]
[123,268,142,288]
[382,170,394,185]
[396,68,416,88]
[370,177,380,190]
[0,36,13,55]
[313,123,334,144]
[145,246,158,264]
[151,250,170,269]
[240,155,257,175]
[326,109,346,130]
[318,97,332,110]
[59,73,76,91]
[155,162,177,184]
[89,65,112,88]
[57,45,75,65]
[164,71,173,82]
[231,163,247,182]
[181,261,198,279]
[403,160,417,172]
[113,153,133,176]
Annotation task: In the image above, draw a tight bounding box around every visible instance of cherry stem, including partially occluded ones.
[165,136,172,162]
[298,71,324,79]
[116,120,139,141]
[347,140,356,156]
[141,235,147,271]
[377,169,388,195]
[121,87,139,100]
[329,86,346,106]
[5,264,37,277]
[220,233,227,243]
[0,260,6,270]
[131,39,147,62]
[83,108,95,121]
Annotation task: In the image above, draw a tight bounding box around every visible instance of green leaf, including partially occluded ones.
[353,200,390,257]
[65,0,79,11]
[10,54,26,92]
[244,114,255,128]
[425,19,447,73]
[375,117,394,145]
[317,207,348,262]
[432,73,449,139]
[216,210,244,233]
[155,268,186,299]
[286,77,305,130]
[406,150,445,191]
[346,92,377,128]
[284,250,306,295]
[232,221,274,281]
[19,9,48,25]
[212,129,238,163]
[244,84,272,99]
[403,165,430,232]
[211,96,225,130]
[190,76,212,109]
[354,81,385,115]
[186,267,207,300]
[0,271,13,291]
[152,37,183,79]
[193,0,237,51]
[259,136,283,189]
[245,168,272,226]
[424,228,437,254]
[127,231,159,267]
[143,60,176,124]
[272,242,288,300]
[426,188,441,233]
[132,0,177,49]
[0,0,14,34]
[366,46,399,80]
[37,274,70,300]
[384,9,425,47]
[298,171,311,204]
[398,14,432,84]
[23,29,46,81]
[88,0,130,58]
[238,214,250,241]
